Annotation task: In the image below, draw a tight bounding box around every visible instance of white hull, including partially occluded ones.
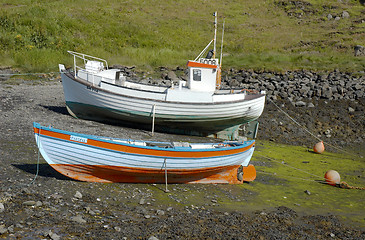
[33,122,257,183]
[61,71,265,138]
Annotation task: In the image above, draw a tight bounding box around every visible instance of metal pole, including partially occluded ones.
[74,55,76,78]
[152,104,156,136]
[213,11,217,58]
[164,158,169,192]
[220,19,225,68]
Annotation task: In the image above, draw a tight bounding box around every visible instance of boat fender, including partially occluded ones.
[313,141,325,154]
[237,165,256,182]
[206,49,214,59]
[324,170,365,190]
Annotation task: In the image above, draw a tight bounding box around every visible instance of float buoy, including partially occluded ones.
[324,170,340,186]
[314,141,325,154]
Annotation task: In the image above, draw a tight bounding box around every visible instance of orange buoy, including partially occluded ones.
[324,170,340,186]
[314,141,325,154]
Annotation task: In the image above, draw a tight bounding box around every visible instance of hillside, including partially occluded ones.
[0,0,364,72]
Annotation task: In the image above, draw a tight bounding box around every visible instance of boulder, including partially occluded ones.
[342,11,349,18]
[354,45,365,56]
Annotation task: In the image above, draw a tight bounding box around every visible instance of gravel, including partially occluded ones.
[0,77,364,239]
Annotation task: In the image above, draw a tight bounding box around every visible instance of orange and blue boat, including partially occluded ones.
[33,122,256,184]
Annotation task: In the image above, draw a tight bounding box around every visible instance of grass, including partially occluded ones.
[0,0,364,72]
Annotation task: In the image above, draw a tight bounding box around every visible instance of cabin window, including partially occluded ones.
[193,69,201,81]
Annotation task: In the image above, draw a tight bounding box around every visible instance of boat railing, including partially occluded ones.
[67,51,109,77]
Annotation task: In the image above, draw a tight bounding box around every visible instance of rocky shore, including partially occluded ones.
[0,71,364,239]
[118,66,365,148]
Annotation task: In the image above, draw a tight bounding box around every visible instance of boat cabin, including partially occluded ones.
[187,58,220,92]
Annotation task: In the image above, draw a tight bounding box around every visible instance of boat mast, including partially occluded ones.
[220,19,225,68]
[213,11,217,58]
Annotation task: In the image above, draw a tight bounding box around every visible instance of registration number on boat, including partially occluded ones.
[87,86,98,93]
[70,135,88,143]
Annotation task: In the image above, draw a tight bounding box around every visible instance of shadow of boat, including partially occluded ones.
[12,163,77,181]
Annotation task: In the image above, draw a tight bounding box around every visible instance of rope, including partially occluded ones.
[268,98,361,157]
[255,152,323,179]
[338,182,365,190]
[29,128,41,185]
[256,170,326,184]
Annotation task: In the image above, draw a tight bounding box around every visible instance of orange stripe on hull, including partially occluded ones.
[50,164,256,184]
[34,127,254,158]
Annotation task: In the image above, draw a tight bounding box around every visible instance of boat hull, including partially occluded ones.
[61,71,265,139]
[33,122,256,184]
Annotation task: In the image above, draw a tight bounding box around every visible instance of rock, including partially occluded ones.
[114,226,121,232]
[48,231,61,240]
[304,190,311,195]
[7,225,13,233]
[354,45,365,56]
[295,101,306,107]
[22,201,36,206]
[342,11,349,18]
[139,198,145,205]
[156,209,165,216]
[322,88,333,99]
[334,16,341,21]
[74,191,82,199]
[148,236,159,240]
[348,107,355,113]
[0,203,4,213]
[71,215,87,224]
[327,14,333,20]
[35,201,43,207]
[0,225,7,234]
[166,71,178,81]
[229,79,240,87]
[307,103,315,108]
[49,193,62,200]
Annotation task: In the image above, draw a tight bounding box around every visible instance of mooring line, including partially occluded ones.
[29,128,41,185]
[268,98,361,158]
[255,152,323,179]
[256,170,326,184]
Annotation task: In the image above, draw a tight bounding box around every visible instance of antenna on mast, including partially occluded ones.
[213,11,217,58]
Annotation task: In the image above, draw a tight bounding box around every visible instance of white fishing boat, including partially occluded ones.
[58,13,265,139]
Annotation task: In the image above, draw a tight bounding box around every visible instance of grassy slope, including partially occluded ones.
[0,0,364,72]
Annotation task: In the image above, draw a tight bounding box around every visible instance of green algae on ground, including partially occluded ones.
[73,141,364,227]
[128,140,364,227]
[240,140,365,226]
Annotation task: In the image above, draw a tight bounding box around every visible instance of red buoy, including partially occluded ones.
[324,170,340,186]
[314,141,325,154]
